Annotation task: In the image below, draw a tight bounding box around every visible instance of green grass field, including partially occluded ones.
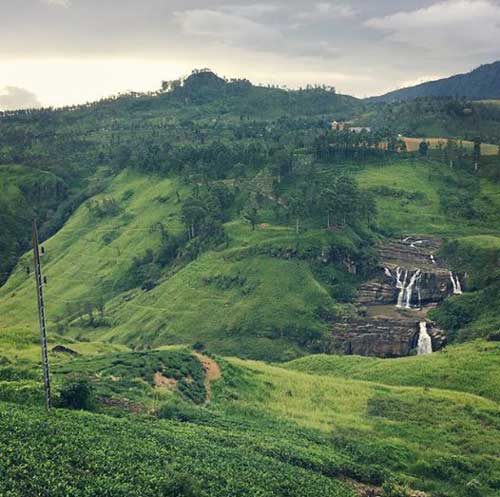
[284,340,500,402]
[0,345,498,497]
[357,160,500,235]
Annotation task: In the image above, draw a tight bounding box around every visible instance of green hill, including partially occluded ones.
[285,340,500,402]
[1,159,499,361]
[371,61,500,102]
[1,69,500,497]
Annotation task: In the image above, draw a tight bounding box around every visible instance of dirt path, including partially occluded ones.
[193,352,221,401]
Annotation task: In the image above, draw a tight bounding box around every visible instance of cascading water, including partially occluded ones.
[449,272,463,294]
[417,321,433,355]
[404,270,421,308]
[395,267,408,308]
[394,267,421,309]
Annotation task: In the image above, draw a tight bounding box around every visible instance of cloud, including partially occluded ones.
[0,87,41,111]
[365,0,500,55]
[219,4,281,19]
[293,2,356,25]
[174,9,284,49]
[41,0,71,7]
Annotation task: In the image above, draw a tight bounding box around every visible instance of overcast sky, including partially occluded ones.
[1,0,500,109]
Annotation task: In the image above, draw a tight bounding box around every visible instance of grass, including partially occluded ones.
[284,340,500,402]
[402,137,499,155]
[0,346,498,497]
[1,160,498,362]
[0,170,364,361]
[217,357,500,496]
[356,159,499,235]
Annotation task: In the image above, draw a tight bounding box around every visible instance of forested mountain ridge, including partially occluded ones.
[371,60,500,102]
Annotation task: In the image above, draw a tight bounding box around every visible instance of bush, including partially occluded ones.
[56,378,95,411]
[160,470,205,497]
[382,479,410,497]
[158,400,212,424]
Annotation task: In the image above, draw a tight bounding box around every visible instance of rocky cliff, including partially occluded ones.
[331,237,459,357]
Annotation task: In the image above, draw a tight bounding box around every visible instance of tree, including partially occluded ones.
[335,176,360,226]
[287,195,306,234]
[181,196,206,239]
[243,206,259,230]
[320,188,336,229]
[57,378,95,411]
[419,140,429,157]
[473,137,481,171]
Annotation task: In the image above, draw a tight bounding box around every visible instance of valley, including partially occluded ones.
[0,69,499,497]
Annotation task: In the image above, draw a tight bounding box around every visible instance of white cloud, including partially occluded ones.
[293,2,355,25]
[219,4,281,19]
[365,0,500,55]
[174,9,283,49]
[398,74,444,88]
[0,86,41,111]
[41,0,71,7]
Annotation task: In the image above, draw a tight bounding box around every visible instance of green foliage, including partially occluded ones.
[54,349,207,406]
[285,340,500,402]
[430,235,500,340]
[56,377,95,411]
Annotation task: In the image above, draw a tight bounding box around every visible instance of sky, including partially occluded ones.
[1,0,500,109]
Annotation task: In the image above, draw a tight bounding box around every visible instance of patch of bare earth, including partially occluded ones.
[193,352,221,401]
[343,478,427,497]
[153,371,177,392]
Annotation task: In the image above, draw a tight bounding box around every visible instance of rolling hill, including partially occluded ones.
[1,69,499,497]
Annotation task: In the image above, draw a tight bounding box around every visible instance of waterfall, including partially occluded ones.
[417,322,433,355]
[449,272,463,295]
[395,267,421,308]
[430,254,436,264]
[404,270,421,308]
[384,267,393,278]
[395,267,408,308]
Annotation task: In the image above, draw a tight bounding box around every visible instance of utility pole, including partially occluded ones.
[32,218,52,410]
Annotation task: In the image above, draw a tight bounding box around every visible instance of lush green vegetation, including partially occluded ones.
[429,235,500,340]
[285,340,500,402]
[0,347,499,497]
[1,69,499,497]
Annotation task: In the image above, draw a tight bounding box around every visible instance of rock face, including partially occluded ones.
[330,316,447,358]
[331,237,457,358]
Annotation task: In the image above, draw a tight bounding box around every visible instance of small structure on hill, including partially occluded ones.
[330,120,346,131]
[330,121,371,133]
[350,126,371,133]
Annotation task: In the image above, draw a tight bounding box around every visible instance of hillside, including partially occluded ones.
[372,61,500,102]
[1,158,499,362]
[1,341,499,497]
[1,69,500,497]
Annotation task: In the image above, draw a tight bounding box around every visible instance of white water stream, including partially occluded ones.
[449,272,463,294]
[417,321,433,355]
[395,267,421,309]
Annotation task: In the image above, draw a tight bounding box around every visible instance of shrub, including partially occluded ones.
[158,400,212,424]
[382,479,410,497]
[160,470,205,497]
[56,378,95,411]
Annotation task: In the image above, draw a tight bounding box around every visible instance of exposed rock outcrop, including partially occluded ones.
[331,236,458,358]
[330,316,446,358]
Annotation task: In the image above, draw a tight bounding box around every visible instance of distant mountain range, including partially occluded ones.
[371,61,500,102]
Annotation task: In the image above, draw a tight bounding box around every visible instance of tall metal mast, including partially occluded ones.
[32,218,52,410]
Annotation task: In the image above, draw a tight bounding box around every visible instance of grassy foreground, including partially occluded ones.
[0,345,499,497]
